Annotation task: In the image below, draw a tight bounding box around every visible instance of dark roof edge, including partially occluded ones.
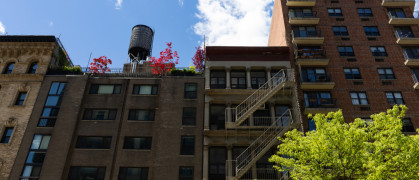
[0,35,57,42]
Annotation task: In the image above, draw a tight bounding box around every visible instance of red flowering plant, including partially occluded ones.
[149,42,179,75]
[88,56,112,74]
[192,46,205,72]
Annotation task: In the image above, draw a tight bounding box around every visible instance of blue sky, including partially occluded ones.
[0,0,273,68]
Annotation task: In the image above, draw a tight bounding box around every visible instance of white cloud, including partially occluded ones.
[49,21,54,27]
[115,0,123,10]
[0,21,5,35]
[179,0,184,7]
[193,0,274,46]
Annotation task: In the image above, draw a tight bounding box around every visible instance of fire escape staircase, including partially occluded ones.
[226,69,300,180]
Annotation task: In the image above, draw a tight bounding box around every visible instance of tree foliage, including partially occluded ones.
[192,46,205,72]
[149,42,179,75]
[89,56,112,74]
[269,105,419,180]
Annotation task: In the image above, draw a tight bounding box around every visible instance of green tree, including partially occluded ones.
[269,105,419,180]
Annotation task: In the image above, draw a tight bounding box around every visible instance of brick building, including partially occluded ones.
[269,0,418,132]
[0,36,71,179]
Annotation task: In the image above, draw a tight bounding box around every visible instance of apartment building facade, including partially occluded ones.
[0,36,71,179]
[8,67,204,180]
[203,46,302,180]
[269,0,418,132]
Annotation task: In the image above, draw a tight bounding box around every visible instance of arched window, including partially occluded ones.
[28,62,38,74]
[3,63,15,74]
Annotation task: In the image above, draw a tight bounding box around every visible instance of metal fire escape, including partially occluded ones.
[226,69,300,180]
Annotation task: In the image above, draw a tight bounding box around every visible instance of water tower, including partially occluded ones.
[126,25,154,73]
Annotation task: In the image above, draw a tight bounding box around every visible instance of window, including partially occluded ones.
[371,46,387,56]
[68,167,106,180]
[395,26,414,38]
[184,83,197,99]
[230,70,246,89]
[209,147,226,180]
[295,46,324,59]
[128,109,155,121]
[119,167,148,180]
[388,8,406,18]
[301,68,327,82]
[344,68,361,79]
[3,62,14,74]
[179,167,194,180]
[251,71,266,89]
[350,92,369,105]
[180,136,195,155]
[182,107,196,125]
[83,109,117,120]
[386,92,404,105]
[133,85,158,95]
[38,82,67,127]
[28,62,38,74]
[304,92,333,108]
[210,105,225,130]
[402,118,415,132]
[403,47,419,59]
[358,8,372,17]
[338,46,354,56]
[289,8,313,18]
[210,70,226,89]
[0,127,13,143]
[308,119,316,131]
[76,136,111,149]
[364,26,380,36]
[328,8,342,17]
[15,92,27,106]
[123,137,152,150]
[21,134,51,179]
[89,84,121,94]
[378,68,395,79]
[332,26,348,36]
[292,26,317,37]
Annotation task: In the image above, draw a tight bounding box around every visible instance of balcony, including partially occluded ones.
[295,48,329,65]
[395,31,419,44]
[382,0,415,11]
[413,74,419,90]
[301,75,335,90]
[289,12,319,25]
[292,30,324,45]
[286,0,315,6]
[403,52,419,66]
[304,98,339,115]
[388,11,419,25]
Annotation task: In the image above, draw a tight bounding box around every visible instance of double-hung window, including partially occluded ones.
[128,109,155,121]
[184,83,197,99]
[344,68,361,79]
[402,118,415,132]
[179,167,194,180]
[251,71,266,89]
[0,127,14,143]
[338,46,354,56]
[304,92,333,108]
[180,136,195,155]
[364,26,380,36]
[133,85,158,95]
[68,167,106,180]
[123,137,152,150]
[210,70,226,89]
[371,46,387,56]
[289,8,313,18]
[182,107,196,125]
[332,26,348,36]
[328,8,343,17]
[21,134,51,179]
[83,109,117,120]
[89,84,121,94]
[386,92,404,105]
[301,68,327,82]
[378,68,395,79]
[358,8,372,17]
[350,92,369,105]
[75,136,112,149]
[230,70,246,89]
[15,92,27,106]
[292,26,317,37]
[119,167,148,180]
[38,82,67,127]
